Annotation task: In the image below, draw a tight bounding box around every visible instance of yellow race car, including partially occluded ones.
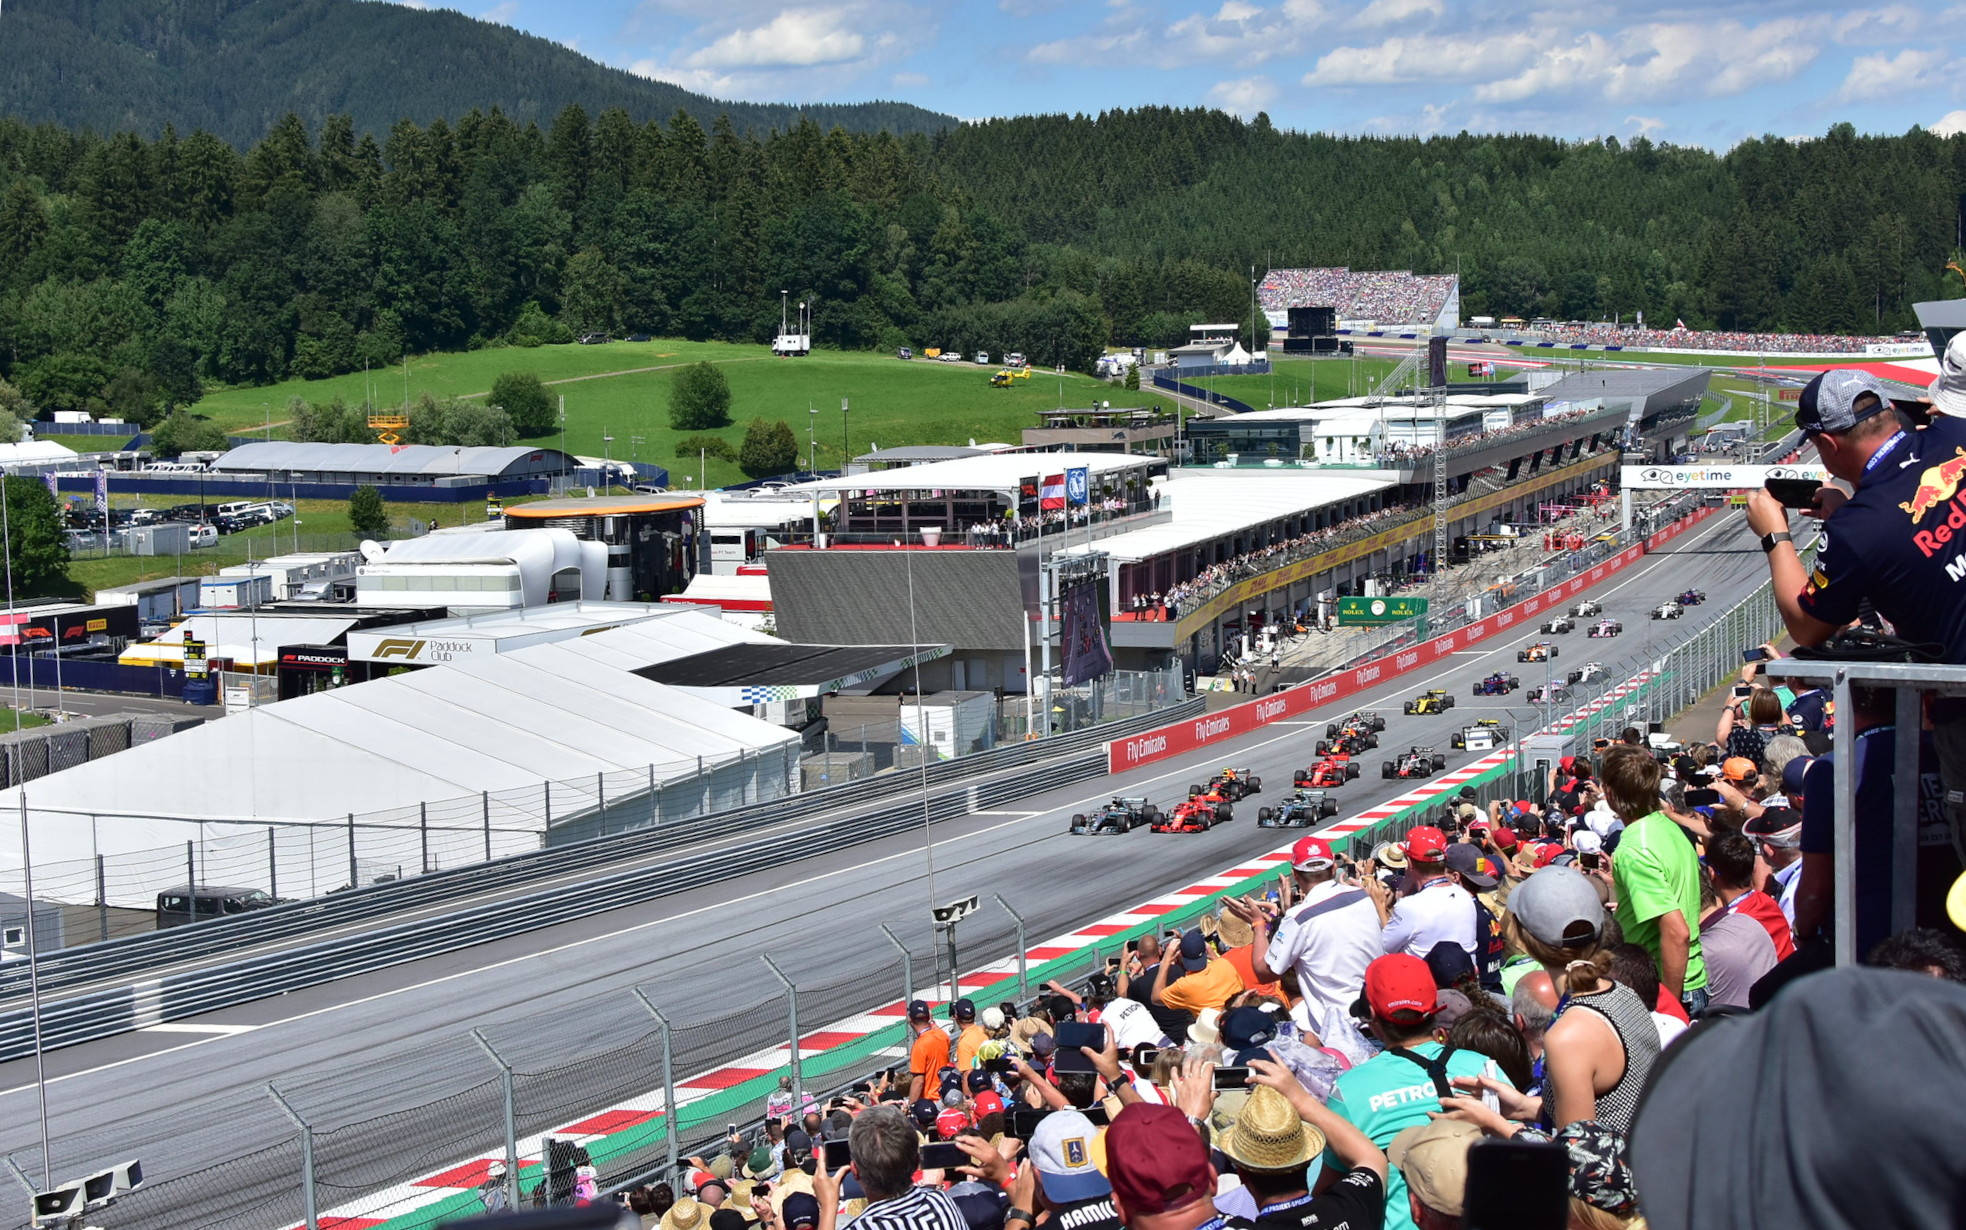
[1404,689,1457,716]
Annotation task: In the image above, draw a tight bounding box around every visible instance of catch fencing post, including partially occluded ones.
[879,924,914,1009]
[761,955,802,1105]
[185,841,194,904]
[346,813,357,889]
[95,854,107,942]
[633,990,680,1176]
[543,781,553,830]
[267,1084,318,1230]
[471,1029,521,1212]
[597,772,607,833]
[268,825,278,900]
[419,803,429,875]
[993,894,1029,1000]
[483,790,492,861]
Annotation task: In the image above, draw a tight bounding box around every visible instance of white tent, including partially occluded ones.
[0,628,801,907]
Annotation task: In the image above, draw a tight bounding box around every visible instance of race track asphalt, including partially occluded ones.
[0,507,1769,1224]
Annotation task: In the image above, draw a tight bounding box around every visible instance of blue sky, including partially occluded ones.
[395,0,1965,147]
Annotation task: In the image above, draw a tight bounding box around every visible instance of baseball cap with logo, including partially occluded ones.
[1571,829,1604,855]
[1444,843,1499,890]
[1744,806,1804,848]
[1363,953,1438,1023]
[1721,757,1758,784]
[953,998,976,1021]
[910,1098,939,1128]
[1029,1110,1111,1202]
[1290,835,1336,872]
[1178,928,1211,972]
[1796,369,1895,435]
[1491,826,1520,851]
[1219,1006,1279,1063]
[908,999,933,1021]
[980,1005,1006,1031]
[1512,864,1606,949]
[1404,825,1449,862]
[782,1194,821,1230]
[1781,755,1816,798]
[935,1106,970,1139]
[1105,1103,1216,1216]
[1932,332,1966,416]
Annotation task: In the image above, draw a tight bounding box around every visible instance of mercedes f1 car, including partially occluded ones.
[1540,615,1576,635]
[1383,746,1449,779]
[1404,689,1457,716]
[1069,796,1159,835]
[1675,589,1706,605]
[1191,768,1262,801]
[1258,789,1340,827]
[1586,619,1623,638]
[1652,601,1683,620]
[1471,672,1520,697]
[1451,720,1509,751]
[1518,642,1560,662]
[1153,794,1231,831]
[1295,754,1362,788]
[1571,599,1603,618]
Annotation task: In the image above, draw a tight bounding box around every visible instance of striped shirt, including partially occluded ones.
[846,1186,970,1230]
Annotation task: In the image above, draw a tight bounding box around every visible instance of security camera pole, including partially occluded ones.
[932,895,978,1008]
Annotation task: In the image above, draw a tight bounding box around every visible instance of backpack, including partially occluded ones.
[1387,1044,1461,1100]
[1471,897,1505,992]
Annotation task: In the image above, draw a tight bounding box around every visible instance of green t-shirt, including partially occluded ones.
[1327,1042,1511,1230]
[1612,811,1707,993]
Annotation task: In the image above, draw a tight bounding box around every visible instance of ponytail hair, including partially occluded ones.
[1562,952,1615,996]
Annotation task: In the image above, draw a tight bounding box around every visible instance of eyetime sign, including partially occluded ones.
[1336,596,1429,626]
[1620,464,1829,490]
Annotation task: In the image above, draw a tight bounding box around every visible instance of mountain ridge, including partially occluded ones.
[0,0,955,146]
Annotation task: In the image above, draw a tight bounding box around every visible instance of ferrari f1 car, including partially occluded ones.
[1153,794,1231,831]
[1258,789,1340,827]
[1586,619,1623,638]
[1451,719,1508,751]
[1404,689,1457,716]
[1471,672,1520,697]
[1517,642,1560,662]
[1383,746,1448,779]
[1191,768,1262,801]
[1295,754,1362,788]
[1069,796,1158,835]
[1540,615,1576,635]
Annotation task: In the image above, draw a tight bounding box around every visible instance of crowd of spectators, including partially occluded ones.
[1258,268,1458,327]
[615,709,1965,1230]
[957,496,1152,548]
[1521,322,1897,355]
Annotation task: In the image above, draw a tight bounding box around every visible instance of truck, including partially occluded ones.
[772,332,811,357]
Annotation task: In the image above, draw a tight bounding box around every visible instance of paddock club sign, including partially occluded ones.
[1105,505,1715,773]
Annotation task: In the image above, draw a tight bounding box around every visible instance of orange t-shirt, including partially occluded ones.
[1158,957,1244,1016]
[1219,943,1285,1002]
[955,1023,988,1071]
[910,1026,951,1099]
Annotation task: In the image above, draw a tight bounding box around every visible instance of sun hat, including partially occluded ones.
[1186,1007,1222,1048]
[661,1198,707,1230]
[1216,1085,1325,1172]
[1389,1118,1482,1217]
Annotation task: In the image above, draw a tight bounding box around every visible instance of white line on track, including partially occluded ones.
[0,509,1745,1099]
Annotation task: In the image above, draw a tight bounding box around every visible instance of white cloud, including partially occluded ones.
[1208,75,1279,115]
[1363,101,1451,136]
[685,10,866,69]
[1626,114,1665,137]
[1933,110,1966,137]
[1473,32,1614,102]
[1306,32,1538,87]
[1163,2,1299,65]
[1355,0,1442,27]
[1839,47,1955,102]
[1833,5,1928,44]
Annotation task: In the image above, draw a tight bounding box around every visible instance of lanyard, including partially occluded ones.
[1859,431,1907,484]
[1415,875,1453,893]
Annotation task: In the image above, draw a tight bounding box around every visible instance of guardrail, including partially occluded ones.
[0,704,1202,1058]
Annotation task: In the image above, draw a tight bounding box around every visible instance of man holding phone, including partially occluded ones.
[1746,368,1966,857]
[1226,836,1381,1032]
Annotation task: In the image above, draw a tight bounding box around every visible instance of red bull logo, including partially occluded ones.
[1899,448,1966,523]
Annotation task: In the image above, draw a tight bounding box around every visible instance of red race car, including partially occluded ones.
[1294,754,1362,789]
[1151,794,1231,832]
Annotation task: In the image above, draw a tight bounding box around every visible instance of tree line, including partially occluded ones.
[0,106,1961,428]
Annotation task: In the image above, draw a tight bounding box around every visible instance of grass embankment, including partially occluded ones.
[183,341,1126,486]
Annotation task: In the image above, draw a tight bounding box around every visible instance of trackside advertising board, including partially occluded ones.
[1108,506,1715,773]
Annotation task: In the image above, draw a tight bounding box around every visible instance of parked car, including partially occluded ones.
[974,351,990,365]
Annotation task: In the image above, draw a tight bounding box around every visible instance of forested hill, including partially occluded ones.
[0,104,1962,429]
[0,0,953,146]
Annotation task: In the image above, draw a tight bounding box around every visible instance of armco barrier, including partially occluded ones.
[1110,504,1717,773]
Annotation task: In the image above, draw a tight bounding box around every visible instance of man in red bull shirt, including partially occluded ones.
[1745,367,1966,860]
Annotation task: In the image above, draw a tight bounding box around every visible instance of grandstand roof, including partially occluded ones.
[1055,472,1394,563]
[2,441,81,469]
[1218,395,1540,424]
[213,441,575,479]
[792,451,1153,496]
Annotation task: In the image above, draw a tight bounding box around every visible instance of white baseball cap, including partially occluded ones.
[1933,333,1966,416]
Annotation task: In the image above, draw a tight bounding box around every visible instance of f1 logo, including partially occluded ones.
[372,638,425,660]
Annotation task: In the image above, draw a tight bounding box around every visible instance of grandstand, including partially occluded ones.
[1260,266,1460,332]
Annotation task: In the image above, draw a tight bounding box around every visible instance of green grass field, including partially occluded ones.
[0,708,51,731]
[185,342,1129,486]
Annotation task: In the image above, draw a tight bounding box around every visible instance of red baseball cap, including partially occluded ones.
[972,1089,1004,1119]
[934,1106,970,1139]
[1364,954,1439,1022]
[1404,825,1448,861]
[1106,1103,1216,1215]
[1533,842,1564,868]
[1291,835,1336,871]
[1491,827,1520,851]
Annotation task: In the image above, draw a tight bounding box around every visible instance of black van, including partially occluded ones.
[155,885,282,929]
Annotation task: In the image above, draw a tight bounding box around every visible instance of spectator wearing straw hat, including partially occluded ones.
[1216,1063,1389,1230]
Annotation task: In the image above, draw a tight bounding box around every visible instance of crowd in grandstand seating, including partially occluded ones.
[1258,268,1458,327]
[611,684,1966,1230]
[1517,322,1896,355]
[1367,408,1609,468]
[951,497,1149,548]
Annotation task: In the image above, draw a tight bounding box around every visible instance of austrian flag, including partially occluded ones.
[1040,473,1066,510]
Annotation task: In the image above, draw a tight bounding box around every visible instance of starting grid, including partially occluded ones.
[307,668,1661,1230]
